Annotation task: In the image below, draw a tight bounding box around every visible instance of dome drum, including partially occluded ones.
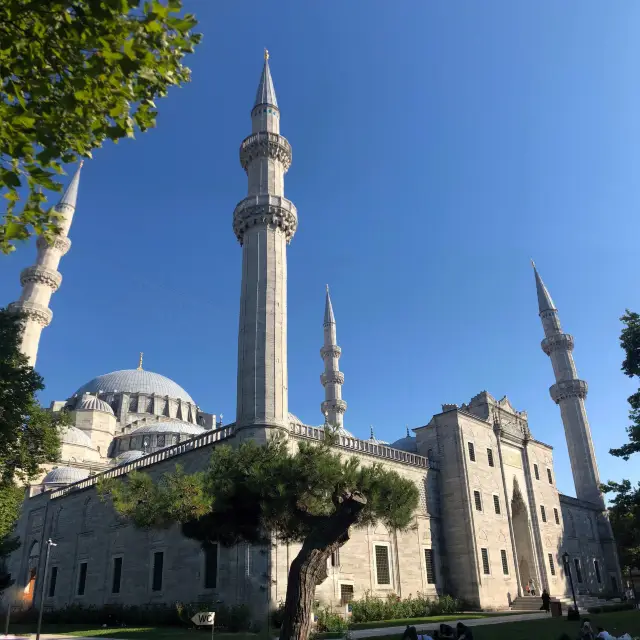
[114,419,205,455]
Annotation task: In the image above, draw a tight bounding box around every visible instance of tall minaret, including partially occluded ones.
[321,286,347,428]
[533,262,604,507]
[234,51,297,432]
[9,162,83,367]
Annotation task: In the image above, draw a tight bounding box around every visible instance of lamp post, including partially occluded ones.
[562,552,578,614]
[36,539,57,640]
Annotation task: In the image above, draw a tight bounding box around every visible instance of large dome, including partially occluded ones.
[74,369,195,404]
[43,466,90,485]
[129,419,205,436]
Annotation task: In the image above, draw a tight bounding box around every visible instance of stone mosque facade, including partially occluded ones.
[3,54,622,616]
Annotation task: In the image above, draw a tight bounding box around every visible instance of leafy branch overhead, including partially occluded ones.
[0,0,201,253]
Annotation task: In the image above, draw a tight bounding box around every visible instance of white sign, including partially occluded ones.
[191,612,215,626]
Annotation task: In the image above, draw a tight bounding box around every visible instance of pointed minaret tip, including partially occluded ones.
[57,161,84,210]
[324,286,336,325]
[254,50,278,109]
[531,258,536,269]
[532,262,556,313]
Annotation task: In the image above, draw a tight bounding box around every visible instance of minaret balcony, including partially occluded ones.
[20,265,62,291]
[320,345,341,359]
[37,234,71,255]
[321,371,345,386]
[233,194,298,245]
[240,132,292,173]
[322,399,347,415]
[549,379,588,404]
[541,333,574,355]
[8,300,53,327]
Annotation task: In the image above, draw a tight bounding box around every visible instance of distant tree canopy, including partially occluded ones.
[0,308,67,592]
[99,434,420,640]
[610,310,640,459]
[0,0,201,254]
[602,479,640,574]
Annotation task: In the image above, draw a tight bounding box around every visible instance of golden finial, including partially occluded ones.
[264,48,269,61]
[137,352,143,370]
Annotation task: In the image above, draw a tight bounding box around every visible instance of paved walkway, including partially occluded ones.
[349,612,550,638]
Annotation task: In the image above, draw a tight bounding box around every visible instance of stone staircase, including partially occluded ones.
[510,594,609,613]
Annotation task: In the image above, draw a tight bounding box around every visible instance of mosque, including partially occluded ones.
[3,53,621,615]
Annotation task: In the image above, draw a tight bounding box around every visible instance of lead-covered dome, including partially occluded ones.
[76,395,114,415]
[129,419,205,437]
[74,369,194,404]
[61,426,94,448]
[113,450,144,465]
[43,466,89,486]
[390,435,417,453]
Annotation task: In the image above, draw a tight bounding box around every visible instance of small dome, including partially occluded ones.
[390,436,417,453]
[129,419,205,436]
[114,450,144,465]
[76,395,114,415]
[43,466,89,485]
[74,369,195,404]
[60,426,95,449]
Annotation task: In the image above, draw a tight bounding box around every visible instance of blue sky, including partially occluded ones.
[1,1,639,497]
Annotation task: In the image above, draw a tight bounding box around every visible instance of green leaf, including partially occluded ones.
[0,170,21,188]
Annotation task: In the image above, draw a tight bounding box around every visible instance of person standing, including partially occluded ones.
[540,588,551,611]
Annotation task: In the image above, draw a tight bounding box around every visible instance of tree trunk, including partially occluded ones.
[278,492,367,640]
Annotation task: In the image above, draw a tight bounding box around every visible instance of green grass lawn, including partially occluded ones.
[348,611,538,630]
[364,610,640,640]
[8,627,259,640]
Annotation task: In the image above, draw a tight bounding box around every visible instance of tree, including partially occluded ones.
[610,310,640,459]
[0,308,67,592]
[0,0,201,254]
[602,479,640,593]
[99,434,419,640]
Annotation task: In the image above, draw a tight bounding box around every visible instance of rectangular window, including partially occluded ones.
[245,543,252,577]
[487,448,495,467]
[204,544,217,589]
[554,508,560,525]
[594,560,602,584]
[48,566,58,597]
[77,562,87,596]
[547,468,553,484]
[340,584,354,605]
[534,463,540,480]
[548,553,556,576]
[374,545,391,585]
[424,549,435,584]
[468,442,476,462]
[540,505,547,523]
[481,548,490,575]
[493,495,501,515]
[574,558,583,584]
[152,551,164,591]
[112,557,122,594]
[331,549,340,567]
[474,491,482,512]
[500,550,509,575]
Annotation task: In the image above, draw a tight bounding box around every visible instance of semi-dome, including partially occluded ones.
[60,426,95,449]
[129,419,205,436]
[74,369,195,404]
[43,466,90,485]
[114,450,144,465]
[76,395,114,415]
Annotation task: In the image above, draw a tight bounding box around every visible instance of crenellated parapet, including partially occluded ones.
[20,265,63,291]
[232,194,298,245]
[240,132,292,173]
[549,379,588,403]
[541,332,574,355]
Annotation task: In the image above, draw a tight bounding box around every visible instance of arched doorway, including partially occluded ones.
[23,541,39,605]
[511,479,538,595]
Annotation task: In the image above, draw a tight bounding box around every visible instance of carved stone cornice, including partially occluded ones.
[37,234,71,255]
[322,399,347,415]
[240,132,292,173]
[232,195,297,244]
[541,333,574,355]
[321,371,345,386]
[550,379,588,404]
[9,300,53,327]
[320,345,342,359]
[20,265,62,291]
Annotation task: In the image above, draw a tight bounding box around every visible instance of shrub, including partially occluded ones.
[271,601,286,629]
[315,607,348,633]
[348,591,461,623]
[587,602,636,614]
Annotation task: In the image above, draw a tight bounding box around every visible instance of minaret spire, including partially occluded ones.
[234,54,297,434]
[533,262,602,506]
[9,162,84,367]
[320,286,347,428]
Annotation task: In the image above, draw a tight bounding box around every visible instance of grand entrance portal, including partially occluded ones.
[511,479,538,594]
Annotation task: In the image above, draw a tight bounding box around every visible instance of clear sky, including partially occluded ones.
[1,1,639,498]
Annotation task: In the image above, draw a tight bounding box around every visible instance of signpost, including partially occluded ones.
[191,611,215,640]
